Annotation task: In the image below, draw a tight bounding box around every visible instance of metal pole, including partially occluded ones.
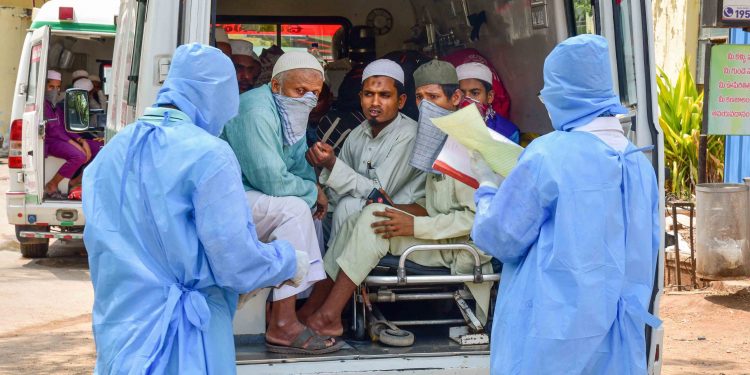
[689,204,697,289]
[699,43,713,184]
[672,204,682,291]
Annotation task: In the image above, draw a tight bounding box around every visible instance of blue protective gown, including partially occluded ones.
[473,35,661,374]
[83,44,297,374]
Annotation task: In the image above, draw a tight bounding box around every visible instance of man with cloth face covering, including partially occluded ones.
[301,60,494,337]
[221,51,342,354]
[82,44,310,374]
[470,34,661,374]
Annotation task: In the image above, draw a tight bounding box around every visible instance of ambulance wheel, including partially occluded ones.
[20,242,49,259]
[379,328,414,347]
[16,225,49,258]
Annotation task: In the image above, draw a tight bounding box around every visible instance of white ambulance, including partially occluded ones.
[6,0,119,258]
[35,0,667,373]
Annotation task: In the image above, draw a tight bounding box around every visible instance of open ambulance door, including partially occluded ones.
[598,1,665,373]
[21,26,51,205]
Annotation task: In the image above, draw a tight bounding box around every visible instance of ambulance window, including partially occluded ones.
[217,17,350,62]
[26,43,42,104]
[570,0,598,35]
[613,0,637,106]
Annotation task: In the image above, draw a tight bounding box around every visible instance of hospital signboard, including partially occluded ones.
[722,0,750,21]
[707,44,750,135]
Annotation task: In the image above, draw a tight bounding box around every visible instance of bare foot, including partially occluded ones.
[306,311,344,337]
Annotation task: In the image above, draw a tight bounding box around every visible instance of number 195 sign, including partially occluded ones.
[723,0,750,21]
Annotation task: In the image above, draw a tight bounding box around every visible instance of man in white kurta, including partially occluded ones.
[307,59,426,245]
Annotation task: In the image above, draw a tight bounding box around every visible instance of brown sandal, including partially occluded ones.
[265,326,344,355]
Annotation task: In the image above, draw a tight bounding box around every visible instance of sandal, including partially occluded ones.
[265,326,344,355]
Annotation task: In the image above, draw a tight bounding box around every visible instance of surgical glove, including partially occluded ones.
[471,151,504,189]
[283,250,309,287]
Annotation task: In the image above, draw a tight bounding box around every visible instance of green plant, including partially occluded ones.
[656,59,724,200]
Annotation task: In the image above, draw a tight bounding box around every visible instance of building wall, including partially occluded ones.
[652,0,701,79]
[0,6,32,148]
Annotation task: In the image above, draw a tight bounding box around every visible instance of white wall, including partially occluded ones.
[652,0,700,79]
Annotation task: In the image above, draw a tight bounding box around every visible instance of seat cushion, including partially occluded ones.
[371,255,451,276]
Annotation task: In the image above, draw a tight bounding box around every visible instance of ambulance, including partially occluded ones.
[6,0,118,258]
[17,0,666,373]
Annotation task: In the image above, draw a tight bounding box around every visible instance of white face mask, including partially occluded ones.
[45,88,61,107]
[273,91,318,146]
[409,100,453,173]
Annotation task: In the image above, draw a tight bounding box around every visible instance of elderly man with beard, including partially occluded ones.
[221,51,342,355]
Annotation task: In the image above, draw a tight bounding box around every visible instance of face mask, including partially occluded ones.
[459,96,494,121]
[45,88,61,107]
[409,100,453,173]
[273,91,318,146]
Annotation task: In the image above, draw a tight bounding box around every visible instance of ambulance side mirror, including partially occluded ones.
[64,88,92,132]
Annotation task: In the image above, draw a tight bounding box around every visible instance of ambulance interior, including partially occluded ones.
[44,33,114,197]
[213,0,649,364]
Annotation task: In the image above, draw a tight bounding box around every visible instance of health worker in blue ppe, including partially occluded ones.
[470,34,661,374]
[82,43,309,374]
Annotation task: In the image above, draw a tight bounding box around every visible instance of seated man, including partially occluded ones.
[456,62,520,143]
[229,39,262,94]
[302,60,494,337]
[221,51,338,354]
[43,70,95,199]
[306,59,426,245]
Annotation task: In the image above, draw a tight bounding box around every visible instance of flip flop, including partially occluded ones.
[266,326,345,355]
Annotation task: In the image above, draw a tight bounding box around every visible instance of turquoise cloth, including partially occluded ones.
[222,84,318,207]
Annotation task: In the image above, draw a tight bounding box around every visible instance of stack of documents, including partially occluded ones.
[430,105,524,188]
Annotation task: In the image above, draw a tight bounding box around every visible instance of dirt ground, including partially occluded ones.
[661,288,750,375]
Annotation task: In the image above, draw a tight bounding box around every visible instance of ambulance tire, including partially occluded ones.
[379,328,414,347]
[20,242,49,259]
[16,225,50,258]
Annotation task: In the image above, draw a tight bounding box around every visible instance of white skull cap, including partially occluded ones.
[229,39,260,62]
[362,59,404,85]
[47,70,62,81]
[73,78,94,91]
[456,62,493,85]
[271,51,325,78]
[72,69,89,80]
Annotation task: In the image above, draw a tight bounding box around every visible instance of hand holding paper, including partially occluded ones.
[471,151,504,189]
[430,105,523,178]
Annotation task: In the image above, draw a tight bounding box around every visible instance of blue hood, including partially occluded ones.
[540,34,627,131]
[155,43,239,136]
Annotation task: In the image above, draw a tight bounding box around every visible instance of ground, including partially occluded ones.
[1,160,750,374]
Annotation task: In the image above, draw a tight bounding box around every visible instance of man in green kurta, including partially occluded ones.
[301,60,494,336]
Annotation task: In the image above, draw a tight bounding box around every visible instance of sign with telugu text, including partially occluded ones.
[722,0,750,21]
[707,44,750,135]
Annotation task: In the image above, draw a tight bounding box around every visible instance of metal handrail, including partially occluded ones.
[396,244,484,285]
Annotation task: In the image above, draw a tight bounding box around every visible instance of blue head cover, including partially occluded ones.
[540,34,627,131]
[155,43,239,136]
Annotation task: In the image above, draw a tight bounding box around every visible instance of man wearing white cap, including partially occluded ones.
[88,74,108,112]
[43,70,90,199]
[456,62,520,143]
[71,69,89,85]
[300,59,427,323]
[306,59,426,244]
[221,51,342,354]
[214,26,232,57]
[230,39,262,94]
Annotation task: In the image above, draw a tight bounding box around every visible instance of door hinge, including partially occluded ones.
[38,123,45,137]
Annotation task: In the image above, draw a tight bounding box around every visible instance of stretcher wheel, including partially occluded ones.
[379,328,414,347]
[353,311,367,341]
